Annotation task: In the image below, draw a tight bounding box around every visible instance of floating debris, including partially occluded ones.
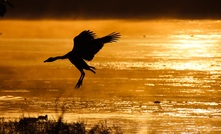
[154,101,160,104]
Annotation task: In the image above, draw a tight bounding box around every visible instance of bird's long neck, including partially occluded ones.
[50,55,67,62]
[53,55,66,60]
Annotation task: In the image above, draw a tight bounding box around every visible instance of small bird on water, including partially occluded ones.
[44,30,120,89]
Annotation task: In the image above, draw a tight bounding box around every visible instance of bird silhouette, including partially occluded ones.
[44,30,120,89]
[0,0,14,17]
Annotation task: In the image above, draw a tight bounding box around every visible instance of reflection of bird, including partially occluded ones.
[0,0,14,17]
[44,30,120,89]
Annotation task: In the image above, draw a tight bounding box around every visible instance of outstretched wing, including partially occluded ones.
[73,30,95,51]
[95,32,120,44]
[73,30,120,61]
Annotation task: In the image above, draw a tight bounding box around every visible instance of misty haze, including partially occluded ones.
[0,19,221,133]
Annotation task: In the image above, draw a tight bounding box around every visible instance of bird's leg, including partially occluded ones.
[89,66,96,74]
[75,70,85,89]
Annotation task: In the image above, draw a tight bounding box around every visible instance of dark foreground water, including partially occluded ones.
[0,20,221,133]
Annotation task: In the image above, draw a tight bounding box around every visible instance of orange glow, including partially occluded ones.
[169,34,217,70]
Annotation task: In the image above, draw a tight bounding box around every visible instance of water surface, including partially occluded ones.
[0,20,221,133]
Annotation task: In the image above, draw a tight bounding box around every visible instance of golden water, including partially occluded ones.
[0,20,221,133]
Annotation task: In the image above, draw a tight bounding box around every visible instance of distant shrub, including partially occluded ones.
[0,117,122,134]
[88,121,122,134]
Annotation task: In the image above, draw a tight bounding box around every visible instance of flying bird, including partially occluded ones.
[0,0,14,17]
[44,30,120,89]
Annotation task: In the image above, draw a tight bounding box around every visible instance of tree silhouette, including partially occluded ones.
[0,0,14,17]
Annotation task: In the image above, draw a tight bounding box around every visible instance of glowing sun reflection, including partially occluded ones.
[172,35,215,70]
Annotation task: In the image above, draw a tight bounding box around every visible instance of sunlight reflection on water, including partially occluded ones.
[94,60,221,71]
[0,20,221,133]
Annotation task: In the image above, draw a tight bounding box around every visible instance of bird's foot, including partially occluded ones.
[89,66,96,74]
[89,66,96,70]
[74,80,83,89]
